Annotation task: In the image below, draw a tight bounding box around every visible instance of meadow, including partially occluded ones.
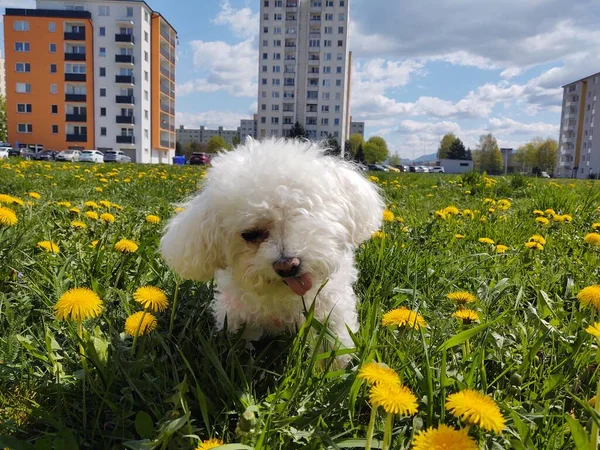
[2,158,600,449]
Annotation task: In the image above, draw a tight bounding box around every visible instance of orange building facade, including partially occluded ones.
[4,9,95,151]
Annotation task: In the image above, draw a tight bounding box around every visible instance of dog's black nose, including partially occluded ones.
[273,257,300,278]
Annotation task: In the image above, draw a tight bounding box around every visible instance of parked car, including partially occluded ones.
[189,152,211,165]
[0,148,9,160]
[56,150,81,162]
[430,166,445,173]
[383,165,401,173]
[79,150,104,164]
[541,171,551,178]
[104,150,131,163]
[368,164,389,172]
[7,148,25,157]
[355,163,368,171]
[33,150,59,161]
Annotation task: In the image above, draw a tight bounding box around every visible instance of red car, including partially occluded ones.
[189,152,211,165]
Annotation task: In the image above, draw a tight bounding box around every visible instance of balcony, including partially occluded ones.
[116,115,135,124]
[115,75,135,84]
[116,135,135,144]
[65,94,86,102]
[160,140,171,148]
[65,73,86,82]
[160,85,175,97]
[286,2,298,7]
[115,55,135,64]
[116,95,135,104]
[66,134,87,142]
[66,113,86,122]
[115,33,135,44]
[64,31,85,41]
[65,53,86,61]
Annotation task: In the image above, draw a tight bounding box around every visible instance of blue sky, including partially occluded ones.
[2,0,600,158]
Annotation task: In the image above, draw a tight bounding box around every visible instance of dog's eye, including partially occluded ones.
[241,230,269,243]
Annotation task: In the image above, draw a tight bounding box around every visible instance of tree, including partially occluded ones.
[388,153,402,166]
[438,133,456,159]
[325,135,341,156]
[207,135,230,153]
[348,133,364,157]
[446,138,470,160]
[355,144,365,164]
[288,121,308,140]
[362,136,389,164]
[175,141,183,156]
[232,134,241,147]
[514,138,558,174]
[473,133,503,173]
[190,141,202,153]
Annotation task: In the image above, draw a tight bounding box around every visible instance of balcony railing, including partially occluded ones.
[66,113,86,122]
[115,33,135,44]
[116,95,135,104]
[64,31,85,41]
[116,115,135,124]
[65,73,86,82]
[66,134,87,142]
[117,135,135,144]
[65,53,86,61]
[115,55,135,64]
[65,94,86,102]
[115,75,135,84]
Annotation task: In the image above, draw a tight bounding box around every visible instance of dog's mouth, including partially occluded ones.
[283,273,313,296]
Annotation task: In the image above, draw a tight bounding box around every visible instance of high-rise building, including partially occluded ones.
[556,72,600,178]
[0,51,6,98]
[350,120,364,138]
[257,0,351,146]
[239,115,257,141]
[4,0,176,163]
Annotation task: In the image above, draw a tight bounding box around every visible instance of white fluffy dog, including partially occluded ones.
[160,138,384,351]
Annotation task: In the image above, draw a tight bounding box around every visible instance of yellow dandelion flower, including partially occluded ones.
[444,206,460,215]
[382,209,395,222]
[54,288,103,322]
[462,209,474,219]
[545,208,556,216]
[445,389,505,434]
[577,285,600,309]
[536,217,549,225]
[382,307,426,329]
[435,210,448,220]
[455,234,464,239]
[369,176,379,183]
[495,244,509,254]
[586,322,600,339]
[562,214,573,222]
[395,216,404,223]
[479,217,487,223]
[372,230,387,239]
[0,194,20,205]
[357,362,401,387]
[100,213,116,223]
[553,214,566,223]
[525,241,544,250]
[447,291,476,305]
[85,211,99,220]
[124,178,132,183]
[95,187,103,192]
[412,425,478,450]
[464,190,471,195]
[115,239,139,253]
[496,199,511,210]
[146,214,161,224]
[37,241,60,254]
[593,223,600,230]
[533,210,544,216]
[90,240,99,248]
[195,439,224,450]
[133,286,169,312]
[488,207,496,213]
[401,226,409,233]
[112,203,124,210]
[427,193,434,198]
[28,192,41,199]
[57,201,72,208]
[70,207,81,214]
[174,207,186,213]
[529,235,546,245]
[0,207,18,226]
[483,198,496,204]
[71,220,87,229]
[478,237,494,245]
[84,201,99,209]
[124,311,157,336]
[585,233,600,246]
[453,309,480,324]
[99,178,109,183]
[99,200,112,208]
[369,383,418,416]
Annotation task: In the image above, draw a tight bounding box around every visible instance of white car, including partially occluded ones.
[0,147,8,160]
[56,150,81,162]
[541,171,551,178]
[79,150,104,163]
[430,166,445,173]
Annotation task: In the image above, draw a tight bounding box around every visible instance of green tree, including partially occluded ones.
[175,141,183,156]
[232,134,241,147]
[388,153,401,166]
[446,138,469,160]
[325,135,341,156]
[0,96,7,143]
[190,141,202,153]
[473,133,503,173]
[363,137,389,164]
[535,138,558,173]
[355,144,365,163]
[207,136,229,153]
[514,142,537,173]
[348,133,364,157]
[438,133,456,159]
[288,121,308,140]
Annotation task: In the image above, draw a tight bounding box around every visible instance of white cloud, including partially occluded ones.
[0,0,35,6]
[211,0,259,39]
[488,117,559,136]
[176,111,252,130]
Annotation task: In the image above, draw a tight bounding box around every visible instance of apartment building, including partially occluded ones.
[556,72,600,178]
[257,0,351,146]
[4,0,176,163]
[350,120,364,138]
[239,115,257,141]
[177,125,239,146]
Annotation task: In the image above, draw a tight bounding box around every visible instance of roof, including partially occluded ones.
[562,71,600,88]
[5,8,92,19]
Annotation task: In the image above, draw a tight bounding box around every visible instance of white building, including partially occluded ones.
[350,120,364,137]
[257,0,351,146]
[556,72,600,178]
[239,115,257,141]
[177,125,239,146]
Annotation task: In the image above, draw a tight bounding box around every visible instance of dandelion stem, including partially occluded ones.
[365,405,378,450]
[168,278,180,335]
[77,321,87,433]
[382,413,393,450]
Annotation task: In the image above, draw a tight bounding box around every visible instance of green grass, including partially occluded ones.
[2,160,600,449]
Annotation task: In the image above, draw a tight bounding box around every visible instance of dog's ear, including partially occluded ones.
[331,163,385,247]
[160,188,226,281]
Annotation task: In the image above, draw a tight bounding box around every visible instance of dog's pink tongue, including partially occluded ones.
[284,273,313,296]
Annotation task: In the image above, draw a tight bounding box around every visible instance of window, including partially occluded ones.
[263,53,268,60]
[339,13,345,20]
[145,11,150,22]
[15,63,30,73]
[16,83,31,93]
[322,92,330,100]
[99,47,106,57]
[324,53,332,61]
[326,0,334,5]
[52,125,59,134]
[99,27,106,36]
[66,64,86,74]
[272,91,280,98]
[273,52,281,60]
[17,104,32,113]
[15,42,30,52]
[263,39,269,47]
[274,39,282,47]
[337,40,343,47]
[321,118,329,125]
[126,7,134,17]
[261,104,267,111]
[262,78,268,85]
[49,22,56,32]
[274,13,282,20]
[273,65,281,72]
[51,105,58,114]
[274,27,282,34]
[100,88,106,97]
[144,51,148,62]
[264,1,269,6]
[325,27,332,34]
[99,6,110,16]
[17,124,33,133]
[100,67,106,77]
[13,21,29,31]
[337,53,343,60]
[50,84,58,94]
[100,107,106,116]
[100,127,107,136]
[66,5,84,10]
[272,104,280,111]
[50,64,57,73]
[271,117,279,125]
[144,129,149,139]
[324,40,332,47]
[144,71,149,81]
[340,0,345,5]
[322,105,329,112]
[338,27,344,34]
[336,66,342,73]
[334,118,340,125]
[323,79,330,87]
[273,79,280,85]
[144,31,149,42]
[264,27,269,34]
[334,105,341,112]
[262,65,268,72]
[144,90,149,101]
[49,43,56,53]
[323,66,331,73]
[325,13,333,20]
[263,13,269,20]
[144,110,149,120]
[336,79,342,86]
[261,117,266,124]
[261,91,267,98]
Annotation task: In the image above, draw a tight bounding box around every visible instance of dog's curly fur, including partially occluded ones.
[160,138,384,349]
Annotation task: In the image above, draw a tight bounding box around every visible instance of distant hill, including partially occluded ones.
[411,153,438,163]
